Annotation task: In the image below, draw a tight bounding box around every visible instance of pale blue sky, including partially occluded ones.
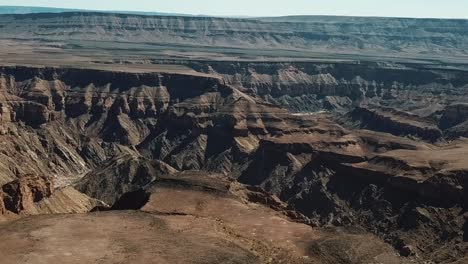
[1,0,467,18]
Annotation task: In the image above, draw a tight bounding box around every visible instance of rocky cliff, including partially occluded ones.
[0,65,466,262]
[1,13,468,60]
[185,61,468,112]
[348,105,443,141]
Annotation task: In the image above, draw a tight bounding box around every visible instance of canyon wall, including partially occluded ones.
[1,13,468,58]
[0,65,466,261]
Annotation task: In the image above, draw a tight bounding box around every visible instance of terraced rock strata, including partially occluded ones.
[0,64,465,263]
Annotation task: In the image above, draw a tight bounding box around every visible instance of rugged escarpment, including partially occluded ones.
[76,156,177,205]
[185,60,468,142]
[347,105,443,141]
[1,174,52,214]
[1,12,468,60]
[0,65,466,263]
[0,174,101,219]
[188,61,468,113]
[238,131,467,261]
[437,103,468,138]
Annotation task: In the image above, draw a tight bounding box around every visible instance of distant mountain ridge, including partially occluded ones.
[0,6,80,14]
[0,5,189,16]
[1,7,468,63]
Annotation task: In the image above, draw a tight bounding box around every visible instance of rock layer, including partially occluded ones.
[1,13,468,60]
[348,105,442,141]
[0,65,465,262]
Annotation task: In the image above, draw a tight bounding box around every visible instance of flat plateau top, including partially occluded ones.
[0,59,214,77]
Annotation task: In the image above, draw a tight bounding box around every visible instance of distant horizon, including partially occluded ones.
[0,5,191,17]
[1,5,468,20]
[0,0,468,19]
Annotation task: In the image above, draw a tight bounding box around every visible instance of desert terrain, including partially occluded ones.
[0,9,466,264]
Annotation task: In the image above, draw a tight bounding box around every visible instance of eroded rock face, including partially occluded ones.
[0,65,466,262]
[75,155,177,205]
[440,103,468,129]
[348,105,443,141]
[0,190,5,214]
[235,126,467,261]
[1,174,52,214]
[189,61,468,113]
[464,217,468,242]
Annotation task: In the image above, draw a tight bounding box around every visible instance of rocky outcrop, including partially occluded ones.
[464,216,468,242]
[0,190,5,214]
[0,179,105,216]
[35,186,106,214]
[1,174,52,214]
[438,103,468,139]
[75,155,177,205]
[439,103,468,129]
[445,120,468,139]
[348,105,442,141]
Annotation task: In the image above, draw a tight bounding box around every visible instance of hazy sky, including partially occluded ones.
[1,0,468,18]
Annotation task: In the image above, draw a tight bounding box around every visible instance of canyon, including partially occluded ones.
[0,11,467,264]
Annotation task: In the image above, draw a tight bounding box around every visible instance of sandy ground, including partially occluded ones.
[0,173,409,264]
[0,211,260,264]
